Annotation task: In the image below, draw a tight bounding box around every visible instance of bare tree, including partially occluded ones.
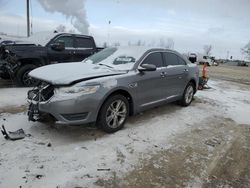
[136,40,142,46]
[103,42,108,48]
[166,38,175,49]
[241,42,250,60]
[203,45,212,56]
[159,38,165,47]
[113,42,121,47]
[56,24,66,32]
[68,29,76,34]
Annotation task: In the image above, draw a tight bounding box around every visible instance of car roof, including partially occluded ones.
[114,46,178,54]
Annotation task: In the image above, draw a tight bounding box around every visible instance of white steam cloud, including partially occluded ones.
[37,0,89,34]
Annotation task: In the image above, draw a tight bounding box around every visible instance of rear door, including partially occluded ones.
[48,34,75,63]
[135,52,168,109]
[163,52,188,96]
[74,36,96,62]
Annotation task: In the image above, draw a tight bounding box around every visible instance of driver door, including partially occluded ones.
[135,52,168,110]
[48,35,75,63]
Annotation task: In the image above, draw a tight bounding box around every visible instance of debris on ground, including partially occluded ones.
[97,168,111,171]
[205,138,221,147]
[35,174,44,179]
[1,125,26,141]
[47,142,52,147]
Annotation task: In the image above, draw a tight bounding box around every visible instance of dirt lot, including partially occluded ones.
[0,65,250,188]
[203,64,250,85]
[97,116,250,188]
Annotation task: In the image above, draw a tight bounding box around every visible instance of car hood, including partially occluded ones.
[29,62,127,85]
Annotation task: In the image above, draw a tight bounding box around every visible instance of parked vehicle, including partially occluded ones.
[197,54,216,66]
[0,31,101,86]
[27,47,199,133]
[0,40,16,46]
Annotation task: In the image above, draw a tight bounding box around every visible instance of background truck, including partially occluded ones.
[0,31,102,86]
[187,53,217,66]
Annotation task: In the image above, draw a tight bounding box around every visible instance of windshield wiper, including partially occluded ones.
[97,63,114,69]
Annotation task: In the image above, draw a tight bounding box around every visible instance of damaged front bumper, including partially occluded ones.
[27,83,101,125]
[0,60,6,73]
[27,83,55,122]
[0,47,19,78]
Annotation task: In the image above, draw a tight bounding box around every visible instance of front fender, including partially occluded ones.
[95,85,134,119]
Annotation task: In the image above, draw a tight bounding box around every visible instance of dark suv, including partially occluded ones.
[0,32,102,86]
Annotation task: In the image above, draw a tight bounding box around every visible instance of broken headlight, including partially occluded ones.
[55,84,100,96]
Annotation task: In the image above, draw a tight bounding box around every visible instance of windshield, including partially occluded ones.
[83,47,147,70]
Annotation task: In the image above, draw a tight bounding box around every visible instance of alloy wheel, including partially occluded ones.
[105,99,127,128]
[185,85,194,104]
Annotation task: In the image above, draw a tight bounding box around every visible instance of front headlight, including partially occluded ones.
[56,84,100,96]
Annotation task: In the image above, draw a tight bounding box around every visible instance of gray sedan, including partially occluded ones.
[28,47,199,133]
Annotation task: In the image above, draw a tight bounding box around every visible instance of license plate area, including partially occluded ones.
[28,103,40,121]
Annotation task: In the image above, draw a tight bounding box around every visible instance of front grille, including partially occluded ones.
[28,83,54,102]
[40,85,54,101]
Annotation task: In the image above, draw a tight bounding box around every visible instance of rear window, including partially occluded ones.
[164,52,179,66]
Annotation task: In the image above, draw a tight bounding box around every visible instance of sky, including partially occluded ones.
[0,0,250,59]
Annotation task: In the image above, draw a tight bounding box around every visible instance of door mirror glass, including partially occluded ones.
[138,64,157,71]
[51,40,65,51]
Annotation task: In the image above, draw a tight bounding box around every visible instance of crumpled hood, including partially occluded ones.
[29,62,126,85]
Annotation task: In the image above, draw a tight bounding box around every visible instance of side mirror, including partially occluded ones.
[138,64,157,72]
[51,40,65,51]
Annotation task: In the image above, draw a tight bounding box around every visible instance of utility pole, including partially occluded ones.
[27,0,30,37]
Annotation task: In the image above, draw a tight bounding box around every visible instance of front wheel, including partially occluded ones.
[180,82,195,106]
[97,95,129,133]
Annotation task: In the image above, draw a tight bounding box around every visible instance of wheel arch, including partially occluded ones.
[19,58,45,67]
[189,79,197,93]
[97,88,134,118]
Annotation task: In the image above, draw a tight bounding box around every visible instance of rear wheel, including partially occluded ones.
[180,82,195,106]
[16,64,38,87]
[97,94,129,133]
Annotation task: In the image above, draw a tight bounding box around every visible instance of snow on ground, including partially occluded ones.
[0,87,29,110]
[0,80,250,188]
[196,80,250,125]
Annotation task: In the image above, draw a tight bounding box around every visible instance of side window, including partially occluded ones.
[76,37,94,48]
[142,52,163,68]
[164,52,179,66]
[54,36,73,48]
[178,57,186,65]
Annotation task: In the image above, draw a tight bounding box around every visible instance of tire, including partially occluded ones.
[97,94,129,133]
[16,64,38,87]
[180,82,195,107]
